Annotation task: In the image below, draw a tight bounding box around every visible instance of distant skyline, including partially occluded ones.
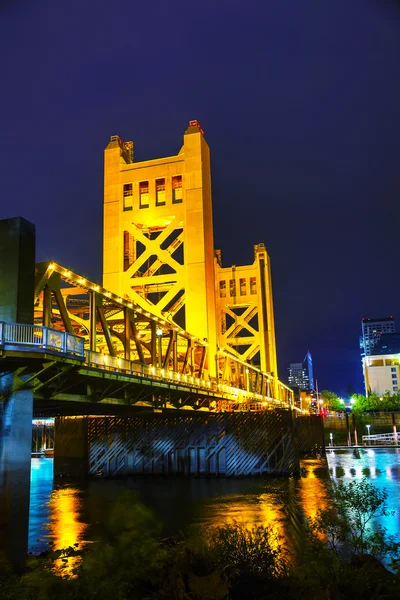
[1,1,400,395]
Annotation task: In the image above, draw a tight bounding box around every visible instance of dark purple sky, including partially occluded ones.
[1,1,400,395]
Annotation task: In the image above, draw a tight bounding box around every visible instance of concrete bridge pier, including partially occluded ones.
[0,384,34,567]
[0,217,35,567]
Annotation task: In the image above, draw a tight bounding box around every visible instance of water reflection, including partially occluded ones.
[297,459,328,521]
[29,450,400,561]
[48,488,87,574]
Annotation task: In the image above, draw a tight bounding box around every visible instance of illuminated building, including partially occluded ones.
[287,351,314,391]
[363,332,400,395]
[360,316,395,358]
[103,120,278,385]
[363,353,400,396]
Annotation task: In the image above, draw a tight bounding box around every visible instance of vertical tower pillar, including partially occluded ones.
[0,217,35,567]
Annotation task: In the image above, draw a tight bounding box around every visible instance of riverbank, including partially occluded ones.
[4,473,400,600]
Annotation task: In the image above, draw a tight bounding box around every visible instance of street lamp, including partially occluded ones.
[366,424,371,445]
[330,432,333,447]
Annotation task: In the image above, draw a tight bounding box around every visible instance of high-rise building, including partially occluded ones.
[360,317,395,358]
[287,351,314,391]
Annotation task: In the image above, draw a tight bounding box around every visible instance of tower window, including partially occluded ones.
[139,181,149,208]
[123,183,133,211]
[156,178,166,206]
[229,279,236,297]
[250,277,257,294]
[172,175,182,203]
[239,278,246,296]
[219,280,226,298]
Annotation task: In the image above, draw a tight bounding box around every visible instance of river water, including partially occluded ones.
[28,448,400,557]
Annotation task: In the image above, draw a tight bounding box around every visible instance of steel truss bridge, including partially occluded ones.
[0,261,294,416]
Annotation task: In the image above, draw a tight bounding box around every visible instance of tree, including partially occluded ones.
[352,392,400,413]
[308,478,400,563]
[320,390,344,412]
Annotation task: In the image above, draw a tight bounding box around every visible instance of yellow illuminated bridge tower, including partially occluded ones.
[103,120,282,400]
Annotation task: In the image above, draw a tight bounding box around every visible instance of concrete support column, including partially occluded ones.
[0,217,35,567]
[0,383,33,568]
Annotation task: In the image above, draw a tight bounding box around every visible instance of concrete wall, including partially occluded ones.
[324,412,400,445]
[55,410,305,477]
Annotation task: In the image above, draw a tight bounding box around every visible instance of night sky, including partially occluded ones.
[1,1,400,395]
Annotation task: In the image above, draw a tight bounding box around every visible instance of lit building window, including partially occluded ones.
[250,277,257,295]
[156,178,166,206]
[239,278,246,296]
[123,183,133,211]
[139,181,149,208]
[229,279,236,297]
[172,175,182,203]
[219,280,226,298]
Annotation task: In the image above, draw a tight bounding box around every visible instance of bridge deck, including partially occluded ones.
[0,322,294,416]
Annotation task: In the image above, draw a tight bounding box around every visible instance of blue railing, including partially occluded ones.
[0,322,85,359]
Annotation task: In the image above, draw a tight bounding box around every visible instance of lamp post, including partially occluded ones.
[330,432,333,448]
[366,424,371,445]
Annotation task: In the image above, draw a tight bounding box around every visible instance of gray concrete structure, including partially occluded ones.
[0,217,35,567]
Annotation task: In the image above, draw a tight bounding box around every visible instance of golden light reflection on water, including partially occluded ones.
[48,488,87,575]
[298,460,328,521]
[200,460,330,559]
[201,489,292,558]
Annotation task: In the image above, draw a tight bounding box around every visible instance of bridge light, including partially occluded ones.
[117,298,123,303]
[49,263,55,270]
[128,303,133,308]
[156,328,163,337]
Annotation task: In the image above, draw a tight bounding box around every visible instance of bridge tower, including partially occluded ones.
[103,121,278,386]
[103,121,217,375]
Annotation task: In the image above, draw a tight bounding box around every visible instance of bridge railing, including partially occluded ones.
[362,432,399,445]
[0,322,85,358]
[1,322,292,409]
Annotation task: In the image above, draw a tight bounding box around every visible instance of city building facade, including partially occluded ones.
[363,353,400,396]
[360,317,395,358]
[363,331,400,396]
[287,351,314,391]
